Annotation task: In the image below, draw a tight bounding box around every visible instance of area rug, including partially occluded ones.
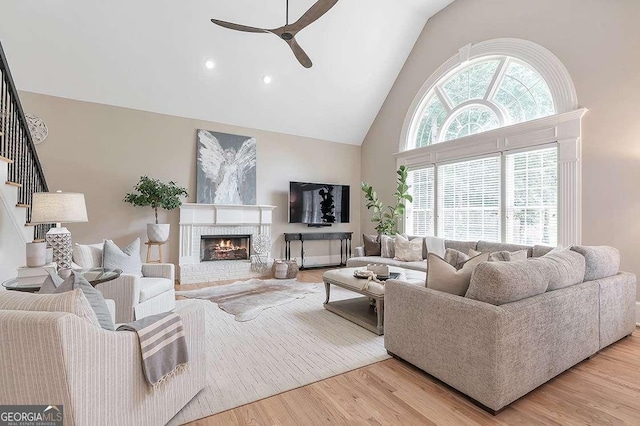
[167,283,388,425]
[175,278,318,321]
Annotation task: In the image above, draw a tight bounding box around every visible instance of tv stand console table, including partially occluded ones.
[284,232,353,270]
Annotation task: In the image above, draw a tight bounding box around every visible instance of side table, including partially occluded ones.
[145,241,165,263]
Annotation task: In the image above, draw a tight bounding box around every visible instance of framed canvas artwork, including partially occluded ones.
[196,129,257,205]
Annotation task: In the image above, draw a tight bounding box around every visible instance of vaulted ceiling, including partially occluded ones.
[0,0,453,145]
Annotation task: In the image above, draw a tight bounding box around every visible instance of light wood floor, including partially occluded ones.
[179,269,640,425]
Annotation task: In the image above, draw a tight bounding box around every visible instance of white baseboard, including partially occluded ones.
[636,301,640,327]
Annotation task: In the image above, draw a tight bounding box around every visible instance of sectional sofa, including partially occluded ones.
[350,238,636,413]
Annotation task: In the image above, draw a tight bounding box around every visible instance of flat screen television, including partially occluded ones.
[289,181,350,226]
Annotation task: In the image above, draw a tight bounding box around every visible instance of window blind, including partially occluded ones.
[505,147,558,246]
[406,167,434,236]
[437,156,501,241]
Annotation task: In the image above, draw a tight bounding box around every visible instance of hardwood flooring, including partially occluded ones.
[180,269,640,425]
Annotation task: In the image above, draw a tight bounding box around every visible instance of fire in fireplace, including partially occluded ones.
[200,235,251,261]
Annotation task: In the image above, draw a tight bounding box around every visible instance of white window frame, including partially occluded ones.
[397,39,586,246]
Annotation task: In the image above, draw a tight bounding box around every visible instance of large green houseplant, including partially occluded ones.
[123,176,189,243]
[361,165,413,235]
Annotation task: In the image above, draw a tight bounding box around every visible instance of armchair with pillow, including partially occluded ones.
[74,238,176,323]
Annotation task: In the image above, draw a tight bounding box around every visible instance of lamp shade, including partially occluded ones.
[30,192,88,224]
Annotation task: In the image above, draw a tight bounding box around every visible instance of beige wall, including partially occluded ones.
[20,92,361,270]
[361,0,640,297]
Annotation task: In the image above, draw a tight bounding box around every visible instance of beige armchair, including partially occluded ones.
[96,263,176,324]
[0,300,206,426]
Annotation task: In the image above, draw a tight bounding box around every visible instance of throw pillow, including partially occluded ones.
[469,249,528,262]
[56,272,115,331]
[443,248,470,269]
[394,234,423,262]
[103,239,143,277]
[73,242,104,269]
[0,288,101,328]
[570,245,620,281]
[362,234,381,256]
[426,252,489,296]
[425,236,446,258]
[380,235,396,258]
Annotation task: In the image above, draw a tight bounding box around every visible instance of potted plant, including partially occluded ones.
[361,165,413,235]
[123,176,189,243]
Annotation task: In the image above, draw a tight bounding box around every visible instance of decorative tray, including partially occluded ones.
[353,271,401,281]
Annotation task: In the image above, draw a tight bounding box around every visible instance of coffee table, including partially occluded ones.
[323,266,425,335]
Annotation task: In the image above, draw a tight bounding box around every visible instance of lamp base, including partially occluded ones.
[46,227,72,269]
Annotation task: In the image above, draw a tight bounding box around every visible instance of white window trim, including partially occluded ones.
[400,38,579,153]
[396,108,587,246]
[397,39,584,247]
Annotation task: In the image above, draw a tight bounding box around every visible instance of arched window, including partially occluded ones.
[397,39,585,247]
[411,57,555,149]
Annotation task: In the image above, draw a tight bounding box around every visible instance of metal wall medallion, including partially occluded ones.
[25,114,49,144]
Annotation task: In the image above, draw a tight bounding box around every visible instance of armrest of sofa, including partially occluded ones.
[354,246,365,257]
[142,263,175,281]
[95,274,141,323]
[384,279,600,411]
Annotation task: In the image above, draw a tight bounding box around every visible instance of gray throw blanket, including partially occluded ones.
[117,312,189,387]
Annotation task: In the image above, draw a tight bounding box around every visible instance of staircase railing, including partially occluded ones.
[0,40,52,241]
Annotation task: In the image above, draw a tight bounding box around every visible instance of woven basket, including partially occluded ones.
[272,259,299,279]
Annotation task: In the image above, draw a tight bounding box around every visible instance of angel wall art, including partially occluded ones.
[196,129,257,205]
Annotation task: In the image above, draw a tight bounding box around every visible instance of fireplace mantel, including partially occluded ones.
[179,204,276,283]
[179,203,276,226]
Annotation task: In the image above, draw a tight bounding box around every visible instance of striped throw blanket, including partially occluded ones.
[117,312,189,387]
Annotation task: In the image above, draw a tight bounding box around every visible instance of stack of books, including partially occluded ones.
[17,263,58,287]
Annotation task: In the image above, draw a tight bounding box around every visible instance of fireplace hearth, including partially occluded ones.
[201,235,251,261]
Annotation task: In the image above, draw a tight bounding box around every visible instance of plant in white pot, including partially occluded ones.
[123,176,189,243]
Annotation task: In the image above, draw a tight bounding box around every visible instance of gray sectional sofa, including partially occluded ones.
[368,239,636,413]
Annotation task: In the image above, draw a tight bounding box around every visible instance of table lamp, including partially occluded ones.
[30,191,88,269]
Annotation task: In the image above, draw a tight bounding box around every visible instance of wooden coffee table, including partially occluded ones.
[323,266,417,335]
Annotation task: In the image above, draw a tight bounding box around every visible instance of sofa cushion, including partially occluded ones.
[363,234,381,256]
[444,240,477,254]
[103,239,143,276]
[476,241,533,257]
[570,245,620,281]
[0,288,101,327]
[543,250,586,291]
[466,259,550,305]
[470,248,528,262]
[426,252,489,296]
[394,234,423,262]
[73,242,103,269]
[139,277,174,302]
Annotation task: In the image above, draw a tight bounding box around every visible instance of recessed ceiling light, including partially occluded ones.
[204,58,216,70]
[263,75,273,84]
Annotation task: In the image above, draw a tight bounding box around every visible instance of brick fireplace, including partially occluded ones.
[179,204,276,284]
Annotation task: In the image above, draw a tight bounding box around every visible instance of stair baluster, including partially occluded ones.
[0,40,51,241]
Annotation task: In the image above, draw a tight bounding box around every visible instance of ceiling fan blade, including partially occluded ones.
[211,19,270,34]
[285,37,313,68]
[288,0,339,33]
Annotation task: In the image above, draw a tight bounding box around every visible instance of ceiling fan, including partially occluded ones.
[211,0,339,68]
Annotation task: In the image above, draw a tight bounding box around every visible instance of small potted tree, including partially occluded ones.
[123,176,189,243]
